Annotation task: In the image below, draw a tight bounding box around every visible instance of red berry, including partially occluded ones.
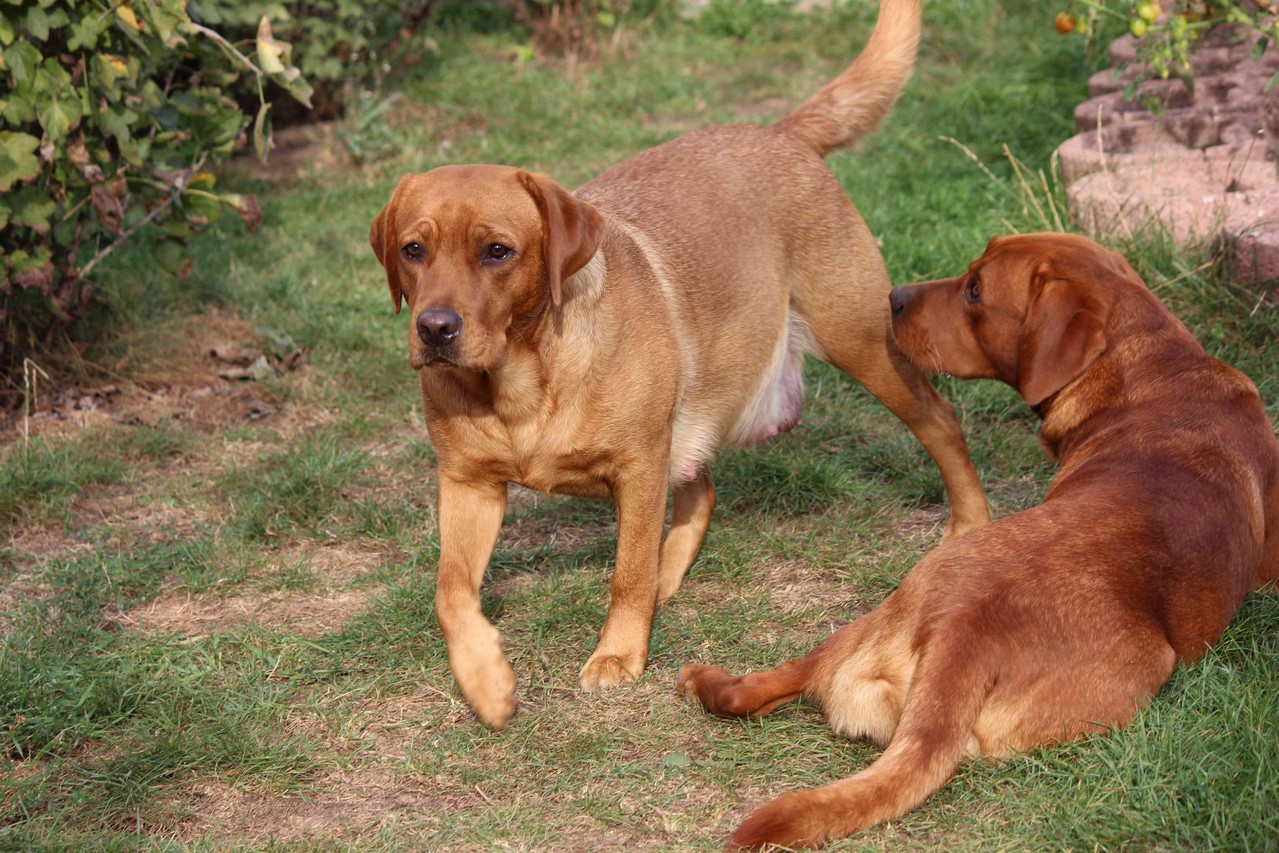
[1055,11,1076,34]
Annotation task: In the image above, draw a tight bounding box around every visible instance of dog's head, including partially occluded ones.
[369,165,604,371]
[889,233,1129,406]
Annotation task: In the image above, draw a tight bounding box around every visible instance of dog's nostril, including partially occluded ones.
[417,308,463,345]
[889,287,908,316]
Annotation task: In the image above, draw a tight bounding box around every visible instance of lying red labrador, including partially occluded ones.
[680,232,1279,849]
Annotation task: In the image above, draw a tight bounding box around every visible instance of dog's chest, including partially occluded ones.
[443,415,614,499]
[425,366,614,499]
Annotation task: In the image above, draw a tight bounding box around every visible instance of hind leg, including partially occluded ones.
[814,315,990,539]
[977,625,1179,756]
[679,656,816,719]
[656,468,716,603]
[679,606,885,721]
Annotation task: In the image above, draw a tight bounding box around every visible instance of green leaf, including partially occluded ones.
[37,95,82,142]
[67,16,106,52]
[0,13,14,48]
[140,0,187,43]
[274,67,313,110]
[3,41,41,84]
[92,53,130,96]
[2,87,35,124]
[138,79,165,112]
[0,131,41,191]
[97,104,138,144]
[662,752,691,768]
[25,6,49,41]
[9,186,56,229]
[10,244,51,277]
[0,198,11,230]
[255,17,289,74]
[252,101,271,161]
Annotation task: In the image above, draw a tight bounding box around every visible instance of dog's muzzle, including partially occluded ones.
[417,308,463,349]
[889,286,911,318]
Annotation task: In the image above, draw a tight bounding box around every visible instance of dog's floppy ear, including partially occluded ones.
[1017,276,1109,407]
[518,171,603,307]
[369,196,404,314]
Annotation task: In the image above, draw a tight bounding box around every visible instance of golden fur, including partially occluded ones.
[369,0,990,730]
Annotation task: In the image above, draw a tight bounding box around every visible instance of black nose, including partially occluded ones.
[416,308,462,347]
[889,286,910,317]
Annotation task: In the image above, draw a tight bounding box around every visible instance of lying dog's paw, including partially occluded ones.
[579,653,642,691]
[677,664,733,713]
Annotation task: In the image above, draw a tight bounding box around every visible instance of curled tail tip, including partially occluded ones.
[775,0,922,156]
[727,791,824,850]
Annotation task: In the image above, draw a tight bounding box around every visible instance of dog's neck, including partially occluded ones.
[1036,289,1207,464]
[488,249,609,423]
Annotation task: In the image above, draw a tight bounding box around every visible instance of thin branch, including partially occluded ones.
[184,21,263,78]
[77,154,206,280]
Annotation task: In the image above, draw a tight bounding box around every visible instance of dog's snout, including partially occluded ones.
[889,286,910,317]
[417,308,463,347]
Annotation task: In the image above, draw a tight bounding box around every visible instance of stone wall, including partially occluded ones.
[1056,26,1279,282]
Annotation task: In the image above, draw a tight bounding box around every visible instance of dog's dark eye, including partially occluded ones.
[964,277,981,304]
[484,243,514,262]
[402,242,424,261]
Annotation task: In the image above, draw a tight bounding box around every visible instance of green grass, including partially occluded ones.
[1,1,1276,850]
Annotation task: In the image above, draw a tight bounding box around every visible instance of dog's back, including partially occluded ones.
[1035,259,1279,636]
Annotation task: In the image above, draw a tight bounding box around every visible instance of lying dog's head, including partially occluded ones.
[370,165,604,371]
[889,233,1131,406]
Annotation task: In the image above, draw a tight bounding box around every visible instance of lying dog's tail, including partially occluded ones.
[774,0,921,157]
[728,649,985,850]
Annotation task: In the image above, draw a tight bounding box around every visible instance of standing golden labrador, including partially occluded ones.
[679,232,1279,849]
[370,0,989,730]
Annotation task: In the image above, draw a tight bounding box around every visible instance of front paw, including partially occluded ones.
[580,650,644,691]
[447,623,518,730]
[464,661,517,730]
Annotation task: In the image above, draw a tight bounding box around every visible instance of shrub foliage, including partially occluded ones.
[0,0,313,395]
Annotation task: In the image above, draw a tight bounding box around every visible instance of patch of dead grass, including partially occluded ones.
[121,587,373,638]
[166,767,452,846]
[116,540,392,638]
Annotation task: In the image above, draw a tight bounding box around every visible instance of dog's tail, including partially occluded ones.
[774,0,921,157]
[727,648,986,850]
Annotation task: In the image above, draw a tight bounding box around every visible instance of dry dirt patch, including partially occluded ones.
[119,542,390,638]
[7,309,304,443]
[122,587,372,638]
[169,767,452,846]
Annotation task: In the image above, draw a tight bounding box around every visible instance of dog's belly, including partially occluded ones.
[668,314,812,484]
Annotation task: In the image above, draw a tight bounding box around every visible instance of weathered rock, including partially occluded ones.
[1057,25,1279,283]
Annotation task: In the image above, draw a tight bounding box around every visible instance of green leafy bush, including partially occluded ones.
[0,0,312,397]
[188,0,438,119]
[1054,1,1278,91]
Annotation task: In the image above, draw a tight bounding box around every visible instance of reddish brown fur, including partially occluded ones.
[368,0,991,731]
[680,232,1279,849]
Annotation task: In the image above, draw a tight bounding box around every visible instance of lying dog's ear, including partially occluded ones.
[518,171,603,307]
[369,197,404,314]
[1018,277,1109,407]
